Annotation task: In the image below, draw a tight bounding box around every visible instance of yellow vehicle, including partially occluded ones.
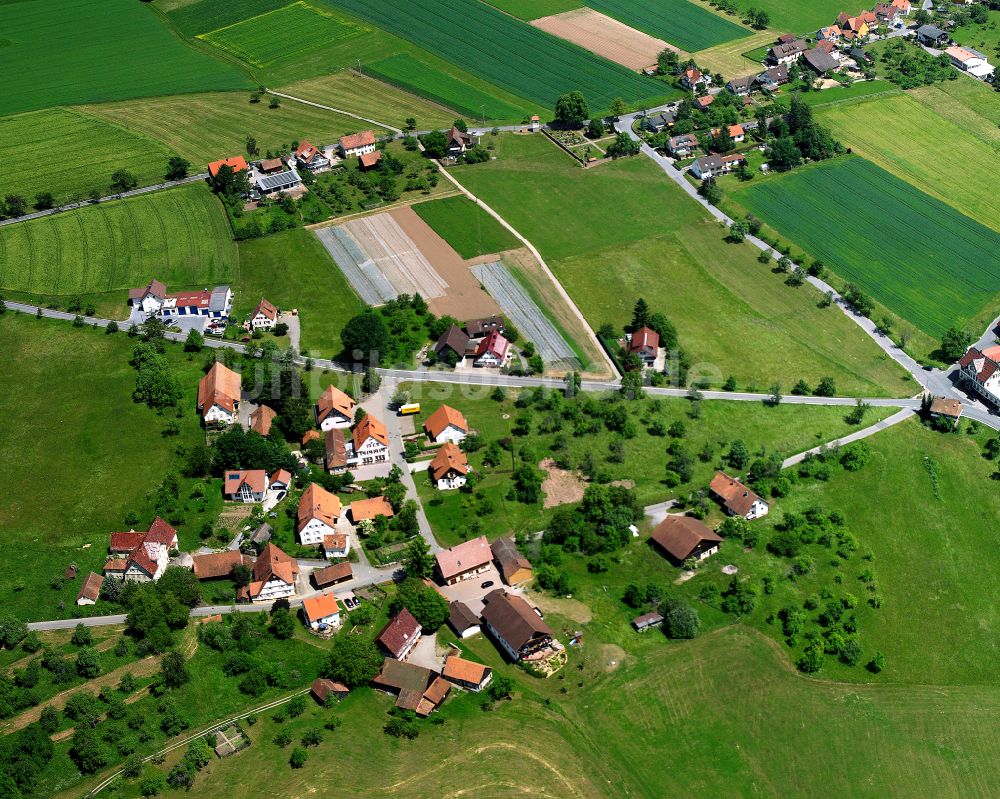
[399,403,421,416]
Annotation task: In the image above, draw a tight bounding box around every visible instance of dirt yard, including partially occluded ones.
[531,8,677,71]
[389,206,501,319]
[539,458,587,509]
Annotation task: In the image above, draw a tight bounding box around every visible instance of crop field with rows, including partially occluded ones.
[586,0,749,52]
[734,157,1000,337]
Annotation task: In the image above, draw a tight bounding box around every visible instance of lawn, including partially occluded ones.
[483,0,584,19]
[0,183,237,314]
[400,383,894,545]
[952,7,1000,59]
[730,0,845,32]
[411,196,520,258]
[276,71,459,130]
[0,0,249,116]
[364,53,534,122]
[199,2,370,68]
[452,134,911,396]
[326,0,669,112]
[0,315,213,621]
[236,228,365,356]
[79,91,390,171]
[783,79,899,107]
[585,0,750,52]
[0,109,176,207]
[733,155,1000,338]
[695,29,777,76]
[817,93,1000,234]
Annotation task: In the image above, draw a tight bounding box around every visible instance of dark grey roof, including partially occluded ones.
[916,24,947,38]
[727,74,756,90]
[803,48,840,73]
[435,324,470,355]
[757,64,789,84]
[209,286,231,311]
[448,601,480,634]
[256,168,301,193]
[250,523,272,545]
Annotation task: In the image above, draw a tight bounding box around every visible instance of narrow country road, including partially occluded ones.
[780,407,916,469]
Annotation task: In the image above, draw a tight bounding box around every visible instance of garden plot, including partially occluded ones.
[313,226,396,305]
[532,8,676,71]
[471,261,577,367]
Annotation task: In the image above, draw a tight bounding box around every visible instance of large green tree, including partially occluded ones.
[322,635,382,688]
[554,91,589,128]
[388,578,449,631]
[341,311,389,364]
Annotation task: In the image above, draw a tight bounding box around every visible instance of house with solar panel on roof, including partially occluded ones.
[248,156,302,198]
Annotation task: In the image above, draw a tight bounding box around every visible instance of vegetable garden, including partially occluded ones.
[734,157,1000,337]
[326,0,666,110]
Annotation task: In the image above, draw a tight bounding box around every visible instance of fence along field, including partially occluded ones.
[0,184,237,299]
[200,2,369,68]
[326,0,666,110]
[364,54,532,122]
[0,109,175,207]
[734,157,1000,338]
[0,0,249,116]
[585,0,749,52]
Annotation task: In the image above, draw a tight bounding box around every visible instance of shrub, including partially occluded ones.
[661,599,700,639]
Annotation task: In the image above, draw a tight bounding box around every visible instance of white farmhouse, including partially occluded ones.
[197,362,242,427]
[297,482,342,546]
[239,543,298,602]
[423,404,468,444]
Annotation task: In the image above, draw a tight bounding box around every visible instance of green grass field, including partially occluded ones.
[952,7,1000,57]
[327,0,667,111]
[0,183,236,309]
[276,71,459,130]
[733,0,845,32]
[237,228,365,355]
[0,315,212,621]
[0,0,249,116]
[817,93,1000,234]
[0,108,176,206]
[200,2,369,68]
[80,91,389,170]
[586,0,749,51]
[364,53,533,122]
[483,0,584,19]
[412,196,520,258]
[910,75,1000,130]
[733,156,1000,338]
[783,79,899,107]
[165,0,292,37]
[452,134,910,396]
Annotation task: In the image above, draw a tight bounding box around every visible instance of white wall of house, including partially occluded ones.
[204,404,237,426]
[746,501,769,520]
[433,425,467,445]
[443,564,489,585]
[484,620,520,660]
[319,412,352,431]
[306,610,340,629]
[299,518,335,546]
[356,439,388,465]
[254,578,294,602]
[324,538,351,559]
[249,313,275,330]
[436,472,467,490]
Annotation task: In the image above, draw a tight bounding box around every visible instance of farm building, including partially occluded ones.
[442,654,493,692]
[207,156,248,178]
[435,325,471,363]
[297,483,342,546]
[377,608,422,660]
[76,572,103,606]
[709,472,769,519]
[474,330,512,367]
[249,405,276,436]
[192,550,248,581]
[312,561,353,589]
[237,543,299,602]
[250,160,301,196]
[436,535,492,585]
[945,46,995,79]
[803,47,840,74]
[325,428,349,473]
[295,139,330,171]
[429,442,469,490]
[104,517,178,584]
[316,385,355,431]
[338,130,377,158]
[128,280,233,322]
[311,678,349,705]
[491,537,532,585]
[448,601,481,638]
[481,590,555,662]
[349,496,394,524]
[958,346,1000,407]
[302,593,342,630]
[223,469,268,503]
[246,298,278,331]
[649,516,723,565]
[424,404,468,444]
[372,659,450,716]
[466,316,505,337]
[632,611,664,631]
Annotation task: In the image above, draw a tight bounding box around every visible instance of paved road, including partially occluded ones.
[781,407,916,469]
[0,173,209,227]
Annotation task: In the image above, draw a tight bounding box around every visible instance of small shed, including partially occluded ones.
[632,611,664,631]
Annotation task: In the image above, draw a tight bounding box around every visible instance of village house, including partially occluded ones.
[690,153,746,180]
[429,442,469,490]
[874,2,900,24]
[377,608,422,660]
[238,543,298,602]
[916,24,949,46]
[709,472,770,519]
[424,404,468,444]
[338,130,377,159]
[372,658,451,716]
[712,124,746,145]
[312,561,352,589]
[481,590,555,662]
[817,24,842,41]
[632,611,665,632]
[297,482,342,546]
[945,46,995,79]
[104,517,178,583]
[490,537,533,585]
[836,10,875,40]
[294,139,330,171]
[958,345,1000,407]
[693,95,714,110]
[208,156,248,181]
[322,532,350,560]
[325,428,349,473]
[726,75,756,96]
[649,516,723,565]
[128,279,167,314]
[315,384,355,431]
[269,469,292,493]
[756,64,790,91]
[349,496,394,524]
[680,67,711,90]
[436,535,492,585]
[302,592,341,630]
[310,678,349,705]
[442,654,493,692]
[627,326,660,366]
[249,404,276,436]
[667,133,699,158]
[769,39,807,65]
[434,324,471,363]
[929,396,964,427]
[246,298,278,331]
[192,550,248,581]
[891,0,910,14]
[803,47,841,75]
[76,572,104,606]
[197,362,242,426]
[465,316,505,338]
[446,127,479,158]
[127,281,233,322]
[353,415,389,465]
[448,601,481,638]
[474,330,512,367]
[641,109,676,132]
[224,469,268,503]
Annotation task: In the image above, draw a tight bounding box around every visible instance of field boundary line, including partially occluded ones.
[267,90,402,134]
[304,188,461,228]
[435,162,619,378]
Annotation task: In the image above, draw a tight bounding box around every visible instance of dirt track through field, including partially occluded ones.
[471,260,576,367]
[531,8,680,71]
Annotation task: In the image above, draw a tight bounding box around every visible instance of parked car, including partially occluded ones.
[480,580,494,589]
